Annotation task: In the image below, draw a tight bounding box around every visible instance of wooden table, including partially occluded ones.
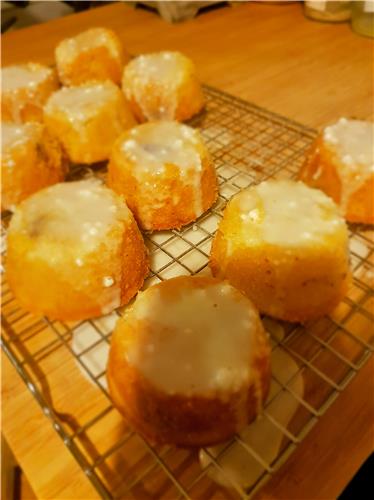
[2,2,373,499]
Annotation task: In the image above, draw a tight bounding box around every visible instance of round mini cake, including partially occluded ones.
[55,27,128,86]
[44,81,136,164]
[108,121,218,230]
[210,180,350,323]
[299,118,374,224]
[107,276,271,447]
[7,179,148,321]
[2,63,59,123]
[1,122,66,212]
[122,51,205,122]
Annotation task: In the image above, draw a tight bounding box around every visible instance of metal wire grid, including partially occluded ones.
[2,85,374,499]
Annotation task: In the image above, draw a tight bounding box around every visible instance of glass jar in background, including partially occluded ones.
[304,1,352,22]
[351,1,374,37]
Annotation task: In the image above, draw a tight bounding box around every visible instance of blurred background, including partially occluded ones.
[1,0,373,37]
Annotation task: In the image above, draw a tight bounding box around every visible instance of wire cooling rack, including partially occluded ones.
[2,85,374,499]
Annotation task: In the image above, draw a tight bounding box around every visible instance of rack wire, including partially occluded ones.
[2,85,373,499]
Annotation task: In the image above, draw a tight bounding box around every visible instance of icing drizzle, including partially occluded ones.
[123,278,265,398]
[323,118,374,211]
[233,180,346,248]
[2,122,41,153]
[45,82,121,125]
[120,122,204,226]
[18,179,130,247]
[2,64,53,92]
[11,179,131,314]
[56,27,121,65]
[2,63,55,122]
[123,51,192,121]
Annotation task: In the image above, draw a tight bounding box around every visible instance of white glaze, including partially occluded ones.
[1,122,41,152]
[236,180,346,247]
[103,276,115,287]
[2,64,53,92]
[123,122,200,170]
[121,122,204,224]
[324,118,373,167]
[124,280,263,396]
[56,27,120,66]
[1,122,44,210]
[19,179,130,247]
[45,82,119,124]
[323,118,374,211]
[12,179,130,315]
[2,63,54,122]
[123,51,189,121]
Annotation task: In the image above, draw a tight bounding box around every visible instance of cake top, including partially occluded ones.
[45,82,120,122]
[1,122,41,152]
[12,179,130,249]
[120,121,202,172]
[2,63,54,92]
[56,27,121,63]
[123,51,193,120]
[121,276,265,395]
[124,51,189,84]
[233,180,346,247]
[323,118,374,170]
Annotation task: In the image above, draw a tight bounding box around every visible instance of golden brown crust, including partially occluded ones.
[299,136,374,224]
[210,190,350,323]
[108,359,270,447]
[108,156,218,230]
[174,73,205,122]
[118,218,149,307]
[44,86,136,164]
[211,233,349,323]
[122,55,205,123]
[107,276,271,447]
[58,46,126,86]
[2,67,59,123]
[126,75,205,124]
[107,122,218,230]
[1,125,67,211]
[6,208,148,321]
[55,29,129,86]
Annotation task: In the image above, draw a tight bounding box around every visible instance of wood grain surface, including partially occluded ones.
[2,352,100,499]
[257,355,374,500]
[2,2,374,499]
